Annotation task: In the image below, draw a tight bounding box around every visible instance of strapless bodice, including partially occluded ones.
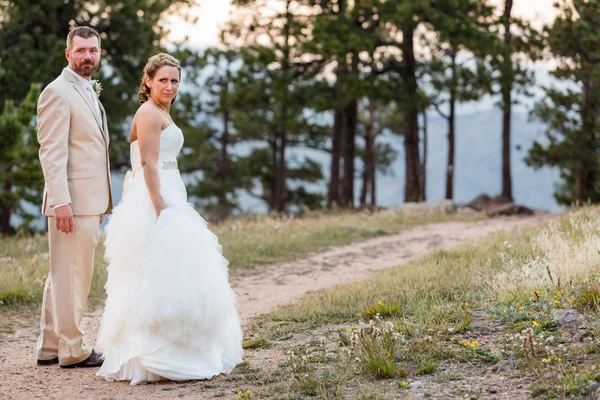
[130,124,183,171]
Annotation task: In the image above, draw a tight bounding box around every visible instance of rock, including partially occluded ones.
[588,381,600,392]
[491,359,513,372]
[485,202,519,217]
[489,194,513,206]
[551,309,583,327]
[470,311,492,332]
[466,194,490,211]
[456,206,481,216]
[564,329,587,343]
[309,336,326,346]
[397,200,456,215]
[517,205,535,216]
[545,372,554,380]
[292,333,311,343]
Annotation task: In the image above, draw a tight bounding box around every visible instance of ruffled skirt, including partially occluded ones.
[96,169,243,385]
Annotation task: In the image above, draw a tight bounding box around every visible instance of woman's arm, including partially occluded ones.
[136,108,167,215]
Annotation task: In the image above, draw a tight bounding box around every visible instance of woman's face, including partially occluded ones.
[147,65,180,105]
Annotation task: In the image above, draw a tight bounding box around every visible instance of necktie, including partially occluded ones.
[85,83,103,125]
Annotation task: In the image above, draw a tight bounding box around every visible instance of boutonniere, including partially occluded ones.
[92,80,103,98]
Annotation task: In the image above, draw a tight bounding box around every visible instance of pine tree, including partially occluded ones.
[0,0,198,168]
[421,0,494,200]
[0,84,43,235]
[227,0,329,212]
[482,0,541,200]
[0,0,198,232]
[526,0,600,205]
[173,47,255,219]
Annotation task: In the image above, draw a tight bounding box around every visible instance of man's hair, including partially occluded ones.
[66,26,101,50]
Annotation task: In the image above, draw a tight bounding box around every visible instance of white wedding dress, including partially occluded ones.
[96,124,243,385]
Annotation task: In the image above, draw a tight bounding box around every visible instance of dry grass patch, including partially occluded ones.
[0,207,476,307]
[240,208,600,398]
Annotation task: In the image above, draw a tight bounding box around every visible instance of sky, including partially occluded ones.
[167,0,561,49]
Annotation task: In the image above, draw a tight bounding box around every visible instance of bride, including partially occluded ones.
[96,53,243,385]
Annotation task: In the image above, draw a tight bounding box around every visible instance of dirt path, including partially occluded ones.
[0,214,554,399]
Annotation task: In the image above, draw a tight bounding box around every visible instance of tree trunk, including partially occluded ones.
[360,172,368,208]
[402,25,421,202]
[370,144,377,209]
[446,51,457,200]
[576,73,594,205]
[327,109,343,208]
[1,179,11,236]
[274,125,286,212]
[341,98,357,208]
[218,75,230,210]
[368,103,377,209]
[272,0,292,213]
[359,115,369,208]
[575,166,587,205]
[501,0,514,200]
[360,102,376,209]
[420,109,428,202]
[268,137,278,211]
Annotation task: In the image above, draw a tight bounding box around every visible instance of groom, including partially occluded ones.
[36,26,113,368]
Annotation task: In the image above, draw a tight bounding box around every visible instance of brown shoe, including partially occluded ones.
[37,357,59,366]
[60,350,104,368]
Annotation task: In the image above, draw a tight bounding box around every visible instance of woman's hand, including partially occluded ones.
[155,200,168,216]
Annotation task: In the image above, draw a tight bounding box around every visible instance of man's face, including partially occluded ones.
[66,35,100,78]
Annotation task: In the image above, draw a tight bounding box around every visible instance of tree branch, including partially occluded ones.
[576,38,600,64]
[431,101,450,120]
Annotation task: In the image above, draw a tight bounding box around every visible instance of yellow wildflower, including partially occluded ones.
[532,320,540,327]
[400,381,408,388]
[377,301,384,306]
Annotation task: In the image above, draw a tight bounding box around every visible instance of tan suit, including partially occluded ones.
[36,68,113,366]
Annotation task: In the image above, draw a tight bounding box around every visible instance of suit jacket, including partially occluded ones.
[37,68,113,216]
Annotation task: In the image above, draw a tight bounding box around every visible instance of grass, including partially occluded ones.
[242,337,270,349]
[0,206,478,307]
[211,207,480,268]
[235,207,600,398]
[8,205,600,397]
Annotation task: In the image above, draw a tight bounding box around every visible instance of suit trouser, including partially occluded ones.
[36,215,99,366]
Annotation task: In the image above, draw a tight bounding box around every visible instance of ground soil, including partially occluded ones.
[0,214,554,399]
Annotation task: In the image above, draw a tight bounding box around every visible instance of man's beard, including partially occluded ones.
[72,60,98,78]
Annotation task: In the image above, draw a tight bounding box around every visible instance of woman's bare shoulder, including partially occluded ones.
[131,103,164,140]
[134,103,163,124]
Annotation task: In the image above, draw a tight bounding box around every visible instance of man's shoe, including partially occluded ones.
[60,350,104,368]
[37,357,59,366]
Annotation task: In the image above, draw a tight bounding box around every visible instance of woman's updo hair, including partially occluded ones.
[138,53,181,104]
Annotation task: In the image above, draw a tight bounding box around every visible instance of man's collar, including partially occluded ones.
[66,66,92,85]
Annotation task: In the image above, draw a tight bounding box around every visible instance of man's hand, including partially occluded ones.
[54,204,74,233]
[99,214,105,224]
